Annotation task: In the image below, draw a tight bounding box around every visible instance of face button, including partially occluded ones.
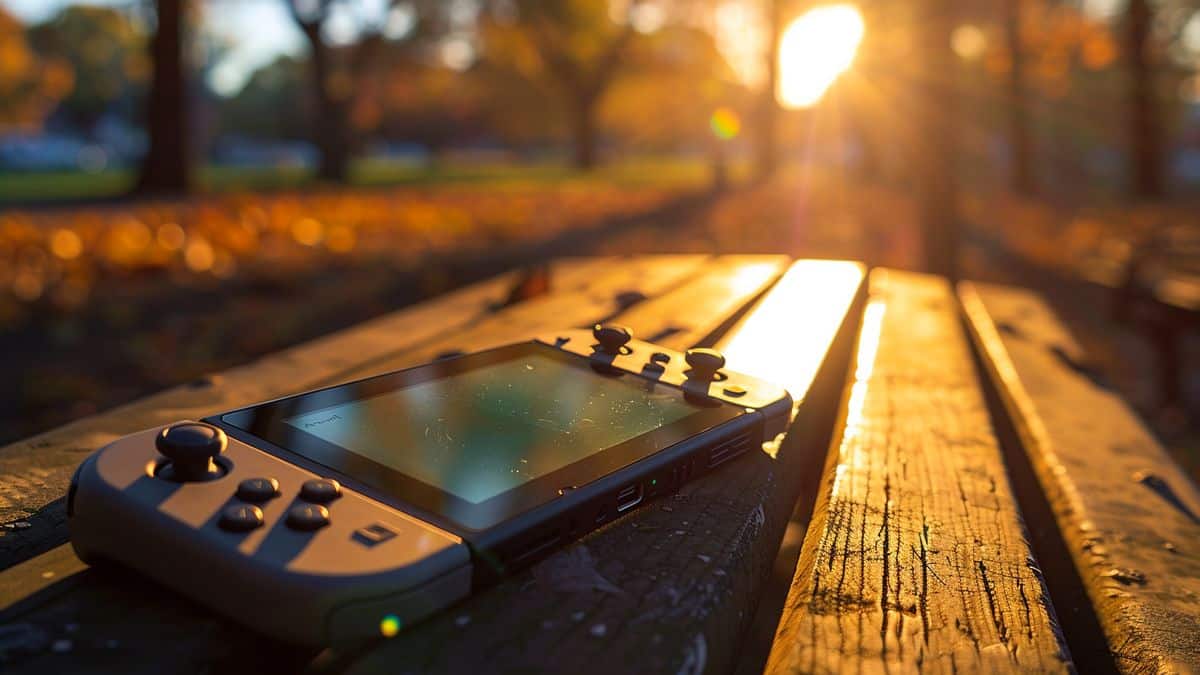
[353,523,398,548]
[155,422,227,482]
[236,477,280,503]
[592,324,633,355]
[300,478,342,504]
[723,384,748,397]
[219,504,264,532]
[287,504,331,532]
[685,348,727,382]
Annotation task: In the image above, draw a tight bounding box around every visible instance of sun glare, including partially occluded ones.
[777,4,865,109]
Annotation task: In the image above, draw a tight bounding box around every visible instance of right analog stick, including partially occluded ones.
[685,348,726,382]
[592,324,633,355]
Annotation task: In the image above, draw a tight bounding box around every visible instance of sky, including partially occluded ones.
[2,0,309,96]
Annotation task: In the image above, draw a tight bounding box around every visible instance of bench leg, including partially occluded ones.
[1150,316,1182,409]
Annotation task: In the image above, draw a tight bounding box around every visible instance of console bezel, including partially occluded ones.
[212,341,744,533]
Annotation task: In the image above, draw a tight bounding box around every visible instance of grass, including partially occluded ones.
[0,155,731,205]
[0,170,136,202]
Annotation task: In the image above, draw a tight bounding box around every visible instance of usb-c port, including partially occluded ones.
[616,483,644,512]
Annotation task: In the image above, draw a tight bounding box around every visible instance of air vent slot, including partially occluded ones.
[512,528,562,565]
[707,433,754,469]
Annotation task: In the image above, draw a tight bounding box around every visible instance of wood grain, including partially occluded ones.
[961,281,1200,674]
[765,269,1071,674]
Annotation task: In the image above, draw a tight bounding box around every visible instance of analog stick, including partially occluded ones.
[593,324,633,355]
[156,422,227,482]
[685,348,726,382]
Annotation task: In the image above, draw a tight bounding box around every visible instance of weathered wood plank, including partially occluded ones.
[961,281,1200,674]
[338,258,863,675]
[0,255,808,674]
[765,269,1071,674]
[0,256,706,570]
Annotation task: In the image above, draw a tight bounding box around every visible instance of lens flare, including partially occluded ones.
[710,107,741,141]
[777,5,865,109]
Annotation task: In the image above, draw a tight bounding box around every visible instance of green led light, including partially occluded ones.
[651,479,657,486]
[380,614,402,637]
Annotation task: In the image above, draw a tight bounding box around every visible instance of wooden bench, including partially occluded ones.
[1076,226,1200,407]
[1,256,1196,674]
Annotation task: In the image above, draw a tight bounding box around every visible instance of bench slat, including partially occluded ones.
[765,270,1071,673]
[961,281,1200,673]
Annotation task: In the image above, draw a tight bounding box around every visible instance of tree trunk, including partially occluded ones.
[306,30,351,182]
[568,95,598,170]
[755,0,782,181]
[1128,0,1164,199]
[1005,0,1034,195]
[915,0,959,279]
[135,0,189,195]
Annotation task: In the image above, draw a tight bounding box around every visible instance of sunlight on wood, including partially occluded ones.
[721,260,864,405]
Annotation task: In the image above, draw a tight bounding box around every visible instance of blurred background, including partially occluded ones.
[0,0,1196,477]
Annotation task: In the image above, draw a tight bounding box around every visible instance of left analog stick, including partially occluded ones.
[156,422,227,482]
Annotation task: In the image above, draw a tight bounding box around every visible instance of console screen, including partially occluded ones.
[281,353,696,504]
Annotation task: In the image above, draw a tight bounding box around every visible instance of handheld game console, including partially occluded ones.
[68,325,791,645]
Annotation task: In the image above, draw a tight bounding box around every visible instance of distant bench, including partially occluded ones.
[1,255,1197,673]
[1077,224,1200,407]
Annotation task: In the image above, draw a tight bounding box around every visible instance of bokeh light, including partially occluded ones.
[777,4,865,109]
[291,218,325,246]
[952,24,988,61]
[184,238,215,272]
[326,224,357,253]
[49,229,83,260]
[710,107,741,141]
[156,223,186,251]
